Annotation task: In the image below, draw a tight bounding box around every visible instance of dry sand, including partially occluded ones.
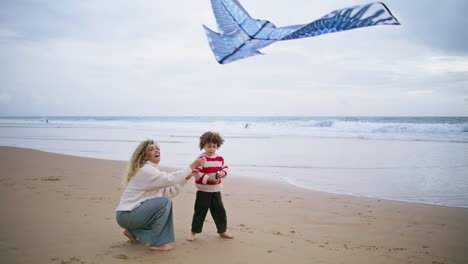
[0,146,467,264]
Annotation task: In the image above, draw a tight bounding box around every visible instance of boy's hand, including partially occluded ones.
[217,171,226,178]
[207,178,219,184]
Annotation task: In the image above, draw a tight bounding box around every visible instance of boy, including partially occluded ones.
[187,131,234,241]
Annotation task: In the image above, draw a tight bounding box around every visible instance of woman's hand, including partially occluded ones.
[185,171,198,180]
[190,157,206,170]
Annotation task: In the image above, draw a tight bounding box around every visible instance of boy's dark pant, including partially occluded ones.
[191,191,227,233]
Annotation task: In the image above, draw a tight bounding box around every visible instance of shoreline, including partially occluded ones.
[280,176,468,209]
[3,146,468,209]
[1,146,467,263]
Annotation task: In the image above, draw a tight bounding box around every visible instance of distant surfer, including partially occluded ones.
[245,123,249,128]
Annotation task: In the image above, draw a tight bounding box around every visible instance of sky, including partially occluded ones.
[1,0,467,116]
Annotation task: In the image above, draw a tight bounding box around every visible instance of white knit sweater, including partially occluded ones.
[116,161,192,211]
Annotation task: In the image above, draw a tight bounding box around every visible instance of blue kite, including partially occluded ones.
[204,1,400,64]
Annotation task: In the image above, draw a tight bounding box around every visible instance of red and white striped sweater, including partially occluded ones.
[193,152,229,192]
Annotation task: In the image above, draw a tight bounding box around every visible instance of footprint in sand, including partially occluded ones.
[109,242,127,249]
[272,231,285,236]
[239,224,254,233]
[388,247,407,251]
[52,257,85,264]
[113,254,128,259]
[41,176,62,181]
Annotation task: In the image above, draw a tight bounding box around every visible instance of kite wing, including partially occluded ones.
[281,2,400,40]
[203,0,278,64]
[204,0,400,64]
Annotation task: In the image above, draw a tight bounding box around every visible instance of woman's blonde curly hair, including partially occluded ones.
[123,139,154,186]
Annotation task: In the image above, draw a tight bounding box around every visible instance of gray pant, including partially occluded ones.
[116,197,174,247]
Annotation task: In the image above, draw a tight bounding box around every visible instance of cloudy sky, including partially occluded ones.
[1,0,467,116]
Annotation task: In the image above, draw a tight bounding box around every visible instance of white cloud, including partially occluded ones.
[422,56,468,73]
[0,89,11,104]
[407,90,435,95]
[0,27,21,39]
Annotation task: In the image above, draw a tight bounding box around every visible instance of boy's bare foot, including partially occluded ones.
[219,232,235,239]
[186,232,196,241]
[123,229,139,243]
[149,244,174,251]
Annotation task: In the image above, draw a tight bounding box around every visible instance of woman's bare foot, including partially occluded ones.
[149,244,175,251]
[219,232,235,239]
[186,232,196,241]
[123,230,139,243]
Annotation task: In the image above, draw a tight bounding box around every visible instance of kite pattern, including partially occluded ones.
[204,0,400,64]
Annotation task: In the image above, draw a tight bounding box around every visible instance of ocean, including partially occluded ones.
[1,116,467,208]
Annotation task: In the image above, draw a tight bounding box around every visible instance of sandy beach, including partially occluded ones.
[0,146,467,264]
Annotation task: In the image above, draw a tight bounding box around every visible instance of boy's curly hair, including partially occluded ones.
[199,131,224,150]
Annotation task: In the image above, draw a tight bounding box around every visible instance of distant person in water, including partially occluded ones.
[187,131,234,241]
[115,139,206,251]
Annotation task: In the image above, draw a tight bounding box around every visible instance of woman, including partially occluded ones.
[115,139,206,251]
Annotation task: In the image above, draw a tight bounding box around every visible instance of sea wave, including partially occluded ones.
[1,116,467,143]
[311,120,334,127]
